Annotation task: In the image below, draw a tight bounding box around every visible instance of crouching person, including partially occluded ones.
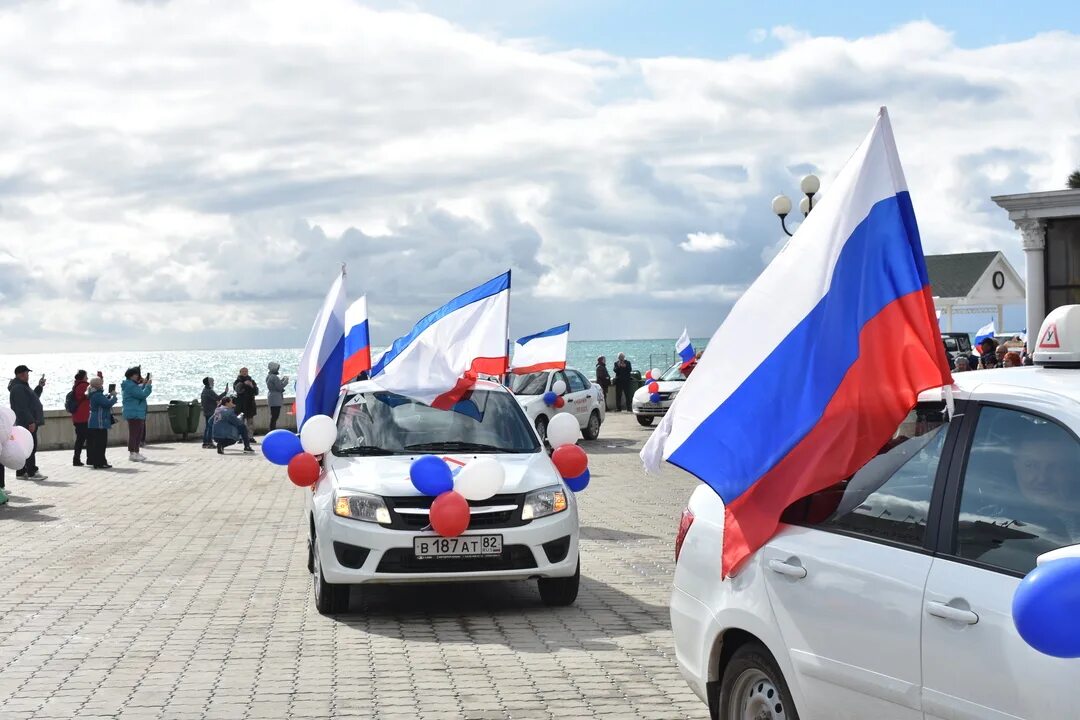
[87,377,117,469]
[212,397,254,454]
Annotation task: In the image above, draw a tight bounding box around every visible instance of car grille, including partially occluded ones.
[383,493,527,531]
[657,392,674,401]
[376,545,537,574]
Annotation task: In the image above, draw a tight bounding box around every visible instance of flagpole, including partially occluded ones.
[504,269,512,385]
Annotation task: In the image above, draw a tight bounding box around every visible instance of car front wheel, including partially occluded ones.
[537,559,579,606]
[720,643,799,720]
[635,415,654,427]
[312,539,350,616]
[581,410,601,440]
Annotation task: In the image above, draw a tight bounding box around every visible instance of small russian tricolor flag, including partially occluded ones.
[342,296,371,383]
[676,328,695,370]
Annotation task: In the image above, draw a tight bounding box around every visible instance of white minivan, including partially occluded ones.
[672,327,1080,718]
[308,380,581,615]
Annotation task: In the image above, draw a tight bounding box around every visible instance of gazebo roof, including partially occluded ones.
[925,251,1000,299]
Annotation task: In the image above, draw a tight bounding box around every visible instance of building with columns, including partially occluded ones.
[926,251,1025,333]
[992,190,1080,343]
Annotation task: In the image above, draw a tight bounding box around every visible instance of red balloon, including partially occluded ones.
[288,452,321,487]
[552,444,588,479]
[648,381,659,393]
[554,396,566,408]
[430,491,470,537]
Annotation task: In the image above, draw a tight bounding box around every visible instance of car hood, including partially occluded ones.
[328,451,562,496]
[633,381,683,400]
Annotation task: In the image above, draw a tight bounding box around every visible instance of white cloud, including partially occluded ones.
[681,232,735,253]
[0,2,1076,351]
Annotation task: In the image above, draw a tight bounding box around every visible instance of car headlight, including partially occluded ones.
[334,492,391,524]
[522,486,568,521]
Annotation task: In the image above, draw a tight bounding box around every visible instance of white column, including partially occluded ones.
[1017,219,1046,339]
[946,305,954,332]
[997,304,1003,332]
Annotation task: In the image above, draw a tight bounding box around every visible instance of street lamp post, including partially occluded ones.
[772,174,821,237]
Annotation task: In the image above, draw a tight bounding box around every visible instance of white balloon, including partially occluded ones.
[455,457,505,501]
[11,426,33,457]
[546,412,580,448]
[0,406,14,437]
[0,439,28,469]
[650,368,661,380]
[551,379,567,395]
[300,414,338,455]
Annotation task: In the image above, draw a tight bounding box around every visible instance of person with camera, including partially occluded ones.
[8,364,46,480]
[200,377,228,449]
[68,370,91,466]
[121,366,153,462]
[233,367,260,441]
[265,362,289,431]
[86,376,118,469]
[212,396,255,454]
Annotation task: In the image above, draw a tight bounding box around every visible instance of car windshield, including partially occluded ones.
[332,389,541,455]
[510,372,548,395]
[659,363,687,382]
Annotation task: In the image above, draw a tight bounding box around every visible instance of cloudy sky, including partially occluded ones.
[1,0,1078,353]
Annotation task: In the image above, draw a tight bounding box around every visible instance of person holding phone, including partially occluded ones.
[8,364,46,480]
[265,362,289,431]
[86,376,117,469]
[121,366,152,462]
[200,377,228,449]
[70,370,91,466]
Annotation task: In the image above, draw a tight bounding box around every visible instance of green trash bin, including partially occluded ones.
[167,400,189,436]
[188,400,203,434]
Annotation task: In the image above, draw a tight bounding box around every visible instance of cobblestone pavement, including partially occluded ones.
[0,412,709,720]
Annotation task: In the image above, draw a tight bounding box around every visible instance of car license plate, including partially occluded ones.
[414,535,503,559]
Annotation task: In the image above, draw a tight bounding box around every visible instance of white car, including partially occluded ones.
[672,311,1080,719]
[632,362,690,427]
[308,380,580,615]
[512,367,605,443]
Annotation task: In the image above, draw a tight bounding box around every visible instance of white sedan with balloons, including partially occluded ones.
[258,379,587,615]
[511,367,605,444]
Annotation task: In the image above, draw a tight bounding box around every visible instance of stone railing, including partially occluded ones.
[36,397,297,451]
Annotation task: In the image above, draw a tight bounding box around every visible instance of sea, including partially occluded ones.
[1,338,709,410]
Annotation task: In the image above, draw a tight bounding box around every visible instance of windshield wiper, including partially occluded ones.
[404,441,522,453]
[333,446,401,456]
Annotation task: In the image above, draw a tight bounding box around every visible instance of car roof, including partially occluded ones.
[919,367,1080,406]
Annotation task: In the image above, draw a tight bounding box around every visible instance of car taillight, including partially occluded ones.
[675,507,694,563]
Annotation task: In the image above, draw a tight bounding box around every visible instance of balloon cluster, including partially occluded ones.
[0,407,33,471]
[546,413,590,492]
[1012,553,1080,657]
[409,455,507,537]
[644,368,662,403]
[261,415,338,487]
[543,378,567,408]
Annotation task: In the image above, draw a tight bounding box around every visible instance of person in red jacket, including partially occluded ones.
[71,370,91,467]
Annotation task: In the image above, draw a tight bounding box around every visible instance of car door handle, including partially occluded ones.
[767,559,807,579]
[926,601,979,625]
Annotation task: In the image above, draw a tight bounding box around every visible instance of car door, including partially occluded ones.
[565,371,592,425]
[922,401,1080,720]
[761,404,954,719]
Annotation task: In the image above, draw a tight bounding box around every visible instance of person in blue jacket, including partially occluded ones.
[86,377,117,469]
[121,366,153,462]
[212,397,254,455]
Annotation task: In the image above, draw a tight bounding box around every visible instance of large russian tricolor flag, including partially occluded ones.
[511,323,569,374]
[370,271,510,408]
[341,296,371,383]
[642,108,952,576]
[295,269,347,429]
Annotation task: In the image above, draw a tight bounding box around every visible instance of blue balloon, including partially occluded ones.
[649,392,661,403]
[410,455,454,496]
[543,391,557,406]
[261,429,303,466]
[1012,557,1080,657]
[565,469,590,493]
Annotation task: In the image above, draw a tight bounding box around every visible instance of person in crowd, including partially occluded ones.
[995,344,1008,367]
[954,355,971,372]
[121,366,153,462]
[1003,351,1022,368]
[594,356,611,408]
[70,370,90,467]
[86,377,117,469]
[265,362,289,431]
[200,377,227,449]
[980,351,999,370]
[212,396,255,454]
[233,367,259,441]
[9,364,46,480]
[612,352,633,412]
[1022,344,1035,366]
